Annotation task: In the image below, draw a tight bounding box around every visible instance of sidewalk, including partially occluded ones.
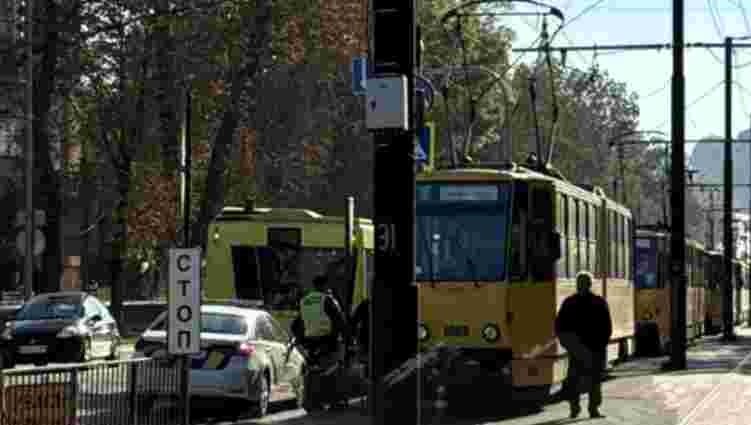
[243,325,751,425]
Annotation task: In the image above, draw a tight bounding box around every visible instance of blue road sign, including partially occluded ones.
[415,123,434,170]
[352,56,367,96]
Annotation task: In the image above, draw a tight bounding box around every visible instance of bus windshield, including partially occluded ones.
[231,245,346,310]
[416,183,512,282]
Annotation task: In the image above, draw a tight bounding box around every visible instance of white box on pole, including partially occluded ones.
[365,75,408,130]
[168,248,202,355]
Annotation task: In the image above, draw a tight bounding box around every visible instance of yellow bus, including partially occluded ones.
[204,203,375,330]
[415,163,635,401]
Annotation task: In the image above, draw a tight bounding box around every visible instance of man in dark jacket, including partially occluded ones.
[555,271,613,419]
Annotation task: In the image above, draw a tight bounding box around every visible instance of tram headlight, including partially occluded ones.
[481,323,500,343]
[418,323,430,342]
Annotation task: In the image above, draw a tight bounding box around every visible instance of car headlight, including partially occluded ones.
[481,323,500,343]
[57,324,88,338]
[418,323,430,342]
[1,326,13,340]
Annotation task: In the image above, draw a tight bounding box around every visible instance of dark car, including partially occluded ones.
[0,291,121,367]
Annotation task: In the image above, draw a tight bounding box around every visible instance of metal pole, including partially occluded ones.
[345,196,354,255]
[371,1,418,423]
[668,0,687,370]
[182,87,191,425]
[183,89,191,248]
[723,37,737,341]
[748,115,751,328]
[24,0,33,301]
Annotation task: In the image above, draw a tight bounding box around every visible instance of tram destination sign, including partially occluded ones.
[438,185,499,202]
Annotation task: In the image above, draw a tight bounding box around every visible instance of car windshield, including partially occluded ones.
[416,183,512,282]
[150,312,247,335]
[16,298,83,320]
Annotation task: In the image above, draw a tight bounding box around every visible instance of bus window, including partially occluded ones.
[231,246,265,300]
[230,227,349,310]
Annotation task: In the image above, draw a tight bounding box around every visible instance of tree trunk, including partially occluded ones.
[109,171,129,334]
[34,0,62,294]
[191,0,274,251]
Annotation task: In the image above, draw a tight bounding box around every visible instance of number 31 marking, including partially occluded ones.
[376,223,396,253]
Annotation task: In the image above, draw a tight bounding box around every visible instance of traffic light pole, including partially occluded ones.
[370,1,418,424]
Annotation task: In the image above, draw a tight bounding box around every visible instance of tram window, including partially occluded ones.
[530,188,555,281]
[559,194,569,278]
[635,238,658,289]
[620,215,624,278]
[569,199,579,276]
[510,184,529,281]
[609,211,616,279]
[625,218,630,280]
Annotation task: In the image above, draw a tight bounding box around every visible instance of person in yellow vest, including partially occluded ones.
[299,275,348,362]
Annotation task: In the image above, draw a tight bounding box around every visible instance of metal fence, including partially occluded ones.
[0,358,184,425]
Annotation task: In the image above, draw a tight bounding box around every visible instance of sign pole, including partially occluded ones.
[169,249,201,425]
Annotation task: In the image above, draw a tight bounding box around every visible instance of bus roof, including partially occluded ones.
[216,206,374,225]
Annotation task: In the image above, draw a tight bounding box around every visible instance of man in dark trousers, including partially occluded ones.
[555,271,613,419]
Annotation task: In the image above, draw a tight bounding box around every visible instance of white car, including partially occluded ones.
[133,304,305,418]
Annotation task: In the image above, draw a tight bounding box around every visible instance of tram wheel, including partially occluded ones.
[635,322,661,357]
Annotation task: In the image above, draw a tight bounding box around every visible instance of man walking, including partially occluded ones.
[555,271,613,419]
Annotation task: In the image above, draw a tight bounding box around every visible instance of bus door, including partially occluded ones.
[230,245,269,301]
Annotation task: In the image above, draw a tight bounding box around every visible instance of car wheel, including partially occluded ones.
[249,372,270,418]
[75,338,92,363]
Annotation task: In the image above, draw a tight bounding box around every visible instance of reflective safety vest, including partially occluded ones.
[300,291,333,338]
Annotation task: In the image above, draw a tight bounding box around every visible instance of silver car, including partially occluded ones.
[133,304,305,418]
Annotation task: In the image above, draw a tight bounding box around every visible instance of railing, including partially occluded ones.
[0,357,183,425]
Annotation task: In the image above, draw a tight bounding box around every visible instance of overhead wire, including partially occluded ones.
[707,0,727,40]
[729,0,751,33]
[652,80,725,130]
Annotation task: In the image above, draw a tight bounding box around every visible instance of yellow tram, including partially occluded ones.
[632,229,707,353]
[415,163,635,399]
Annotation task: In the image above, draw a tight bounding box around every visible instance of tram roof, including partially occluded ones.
[418,163,631,217]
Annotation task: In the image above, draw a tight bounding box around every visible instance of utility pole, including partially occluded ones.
[723,37,737,341]
[369,1,418,424]
[667,0,687,370]
[24,0,33,301]
[748,114,751,328]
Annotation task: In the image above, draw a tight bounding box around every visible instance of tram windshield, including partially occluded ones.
[416,183,512,282]
[634,238,658,289]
